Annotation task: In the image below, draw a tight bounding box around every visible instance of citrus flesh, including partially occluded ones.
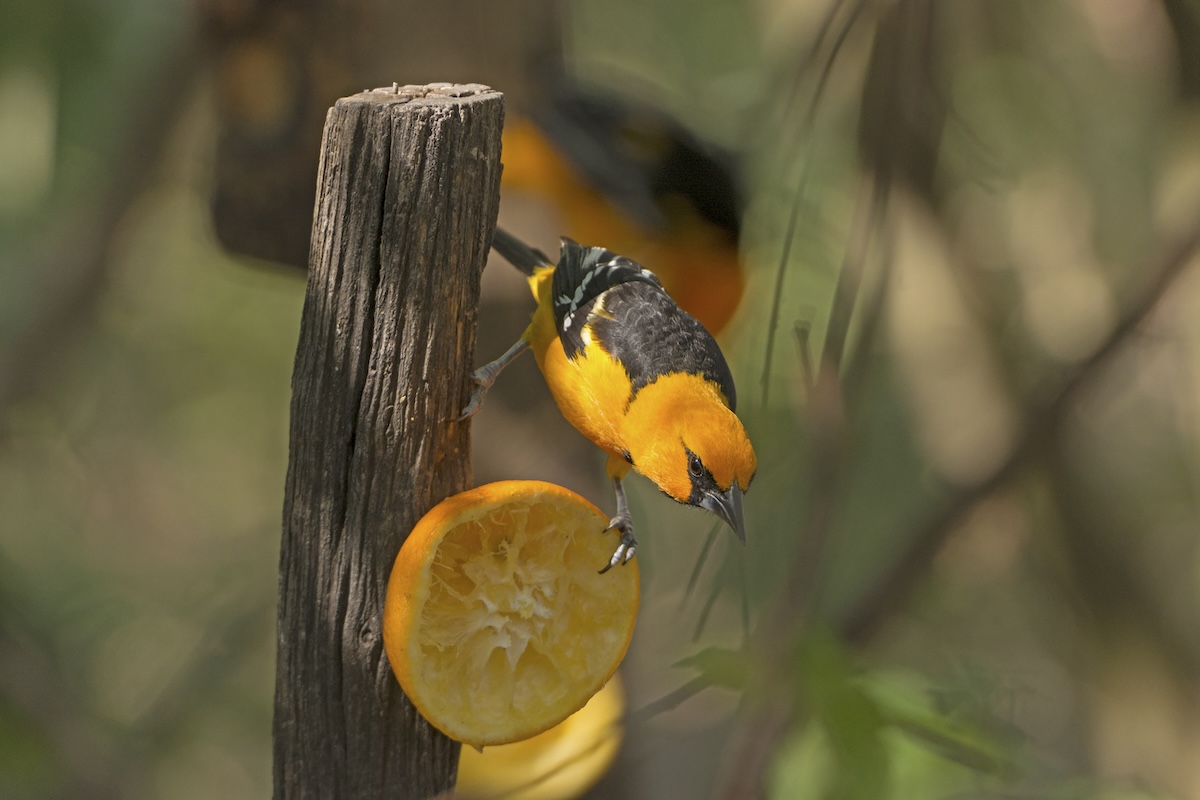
[383,480,639,747]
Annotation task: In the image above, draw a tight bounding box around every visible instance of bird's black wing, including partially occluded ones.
[553,238,661,359]
[587,281,738,412]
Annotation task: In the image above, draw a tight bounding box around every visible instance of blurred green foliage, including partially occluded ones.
[1,4,294,797]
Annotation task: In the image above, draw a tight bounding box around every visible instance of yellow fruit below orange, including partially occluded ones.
[456,673,625,800]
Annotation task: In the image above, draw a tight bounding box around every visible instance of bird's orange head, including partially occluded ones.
[622,374,756,541]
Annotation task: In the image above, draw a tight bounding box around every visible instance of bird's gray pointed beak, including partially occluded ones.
[701,482,746,545]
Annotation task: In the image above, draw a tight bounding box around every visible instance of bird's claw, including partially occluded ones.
[457,369,493,421]
[457,339,531,422]
[599,514,637,574]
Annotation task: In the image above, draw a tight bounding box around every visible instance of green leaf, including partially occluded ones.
[863,670,1023,778]
[799,636,889,800]
[673,646,751,689]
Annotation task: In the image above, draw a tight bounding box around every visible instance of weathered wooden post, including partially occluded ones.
[275,84,504,799]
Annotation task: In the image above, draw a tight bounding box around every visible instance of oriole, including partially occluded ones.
[501,90,745,334]
[463,229,757,571]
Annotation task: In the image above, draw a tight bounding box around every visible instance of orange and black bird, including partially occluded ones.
[463,229,757,571]
[501,88,745,335]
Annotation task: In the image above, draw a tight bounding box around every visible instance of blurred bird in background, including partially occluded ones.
[500,87,746,335]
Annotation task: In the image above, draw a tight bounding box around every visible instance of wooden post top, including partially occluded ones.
[342,82,501,106]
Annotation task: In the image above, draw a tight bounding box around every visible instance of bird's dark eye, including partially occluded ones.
[687,452,704,479]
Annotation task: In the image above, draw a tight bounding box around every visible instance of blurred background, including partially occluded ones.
[4,0,1200,798]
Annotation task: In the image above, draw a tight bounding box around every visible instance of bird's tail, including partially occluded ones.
[491,228,554,276]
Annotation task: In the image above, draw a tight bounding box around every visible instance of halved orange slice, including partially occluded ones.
[383,480,639,747]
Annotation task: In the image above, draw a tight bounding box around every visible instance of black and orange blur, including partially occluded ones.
[499,93,745,335]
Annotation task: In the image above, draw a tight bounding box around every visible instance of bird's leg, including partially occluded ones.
[458,337,530,420]
[600,475,637,573]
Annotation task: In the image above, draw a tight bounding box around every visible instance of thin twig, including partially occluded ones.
[760,0,872,406]
[679,522,720,622]
[785,173,888,614]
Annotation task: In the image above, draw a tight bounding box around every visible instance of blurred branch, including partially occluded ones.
[0,30,203,419]
[839,217,1200,646]
[713,204,1200,800]
[1049,447,1200,681]
[1161,0,1200,99]
[856,0,942,202]
[717,0,1200,791]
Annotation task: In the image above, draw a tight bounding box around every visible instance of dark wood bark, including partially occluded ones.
[275,83,503,799]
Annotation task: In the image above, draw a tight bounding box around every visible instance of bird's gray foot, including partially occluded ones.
[600,513,637,574]
[457,338,530,421]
